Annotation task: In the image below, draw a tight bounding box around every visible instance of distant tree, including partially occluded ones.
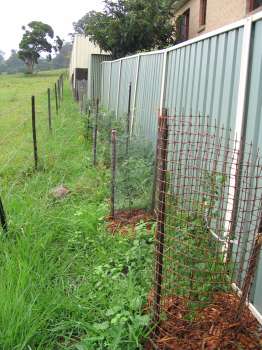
[4,50,25,74]
[73,13,92,34]
[35,42,72,71]
[0,50,5,73]
[35,58,53,71]
[18,21,63,74]
[74,0,176,58]
[0,50,5,63]
[52,42,72,68]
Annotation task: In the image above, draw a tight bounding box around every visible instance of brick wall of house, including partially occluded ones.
[174,0,248,39]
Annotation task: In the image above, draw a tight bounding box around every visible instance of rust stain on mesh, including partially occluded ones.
[150,113,262,347]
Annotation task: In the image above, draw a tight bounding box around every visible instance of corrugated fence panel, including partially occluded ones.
[165,27,243,130]
[101,62,111,107]
[244,18,262,313]
[109,61,121,112]
[134,53,164,140]
[99,15,262,319]
[118,57,138,118]
[89,55,112,101]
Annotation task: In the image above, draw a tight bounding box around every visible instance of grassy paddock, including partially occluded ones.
[0,70,65,175]
[0,72,153,349]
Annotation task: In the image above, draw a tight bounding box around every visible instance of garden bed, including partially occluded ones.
[145,292,262,350]
[106,208,154,234]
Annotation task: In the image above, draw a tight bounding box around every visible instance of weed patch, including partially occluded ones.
[0,73,153,350]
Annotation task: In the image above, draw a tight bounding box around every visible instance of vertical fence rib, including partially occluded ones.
[101,63,105,104]
[107,62,112,111]
[126,83,132,155]
[225,18,252,262]
[159,51,168,113]
[116,60,122,119]
[131,55,140,135]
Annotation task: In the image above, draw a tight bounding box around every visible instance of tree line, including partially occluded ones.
[1,0,179,74]
[0,21,72,75]
[0,43,72,75]
[73,0,179,59]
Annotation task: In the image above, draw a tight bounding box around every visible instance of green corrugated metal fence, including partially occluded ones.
[100,12,262,320]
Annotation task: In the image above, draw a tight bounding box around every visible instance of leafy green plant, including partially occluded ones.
[115,134,155,211]
[163,183,231,318]
[0,74,154,350]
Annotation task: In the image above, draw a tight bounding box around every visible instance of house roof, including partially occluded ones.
[173,0,190,12]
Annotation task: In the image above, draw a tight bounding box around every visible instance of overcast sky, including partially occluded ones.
[0,0,104,58]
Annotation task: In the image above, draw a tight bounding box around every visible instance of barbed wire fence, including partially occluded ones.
[148,111,262,348]
[0,73,65,235]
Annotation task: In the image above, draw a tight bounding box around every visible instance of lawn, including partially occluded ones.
[0,71,153,350]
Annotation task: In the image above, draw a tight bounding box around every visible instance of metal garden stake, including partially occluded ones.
[153,108,168,331]
[55,83,58,114]
[93,98,99,166]
[31,96,38,170]
[47,88,52,132]
[0,196,7,233]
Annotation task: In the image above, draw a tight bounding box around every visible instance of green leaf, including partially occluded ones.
[134,314,150,326]
[92,321,109,331]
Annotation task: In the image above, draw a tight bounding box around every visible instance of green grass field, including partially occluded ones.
[0,71,153,349]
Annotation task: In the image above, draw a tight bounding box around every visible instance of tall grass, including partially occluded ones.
[0,72,153,349]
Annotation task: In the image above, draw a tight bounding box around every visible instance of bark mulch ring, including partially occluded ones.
[145,292,262,350]
[106,208,155,235]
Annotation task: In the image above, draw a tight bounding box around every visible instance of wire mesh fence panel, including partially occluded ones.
[86,104,121,167]
[96,110,120,166]
[111,132,155,215]
[150,113,262,348]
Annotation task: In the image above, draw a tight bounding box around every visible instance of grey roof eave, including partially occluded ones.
[173,0,190,12]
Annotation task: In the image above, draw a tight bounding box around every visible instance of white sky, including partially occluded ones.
[0,0,104,58]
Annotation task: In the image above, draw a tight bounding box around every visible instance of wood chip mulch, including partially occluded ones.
[145,292,262,350]
[106,208,154,235]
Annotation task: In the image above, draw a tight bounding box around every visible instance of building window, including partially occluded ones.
[249,0,262,11]
[200,0,207,26]
[176,9,190,43]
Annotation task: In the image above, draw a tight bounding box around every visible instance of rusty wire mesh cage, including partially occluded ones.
[110,129,155,217]
[96,110,125,166]
[150,113,262,349]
